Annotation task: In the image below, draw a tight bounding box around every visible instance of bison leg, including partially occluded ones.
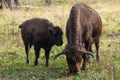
[45,47,51,67]
[95,41,99,62]
[81,54,90,70]
[85,42,91,63]
[81,41,92,70]
[34,44,41,66]
[24,42,32,64]
[81,54,86,70]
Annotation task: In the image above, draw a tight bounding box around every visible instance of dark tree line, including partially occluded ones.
[0,0,52,9]
[0,0,19,9]
[46,0,52,5]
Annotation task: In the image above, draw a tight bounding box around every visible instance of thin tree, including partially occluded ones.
[0,0,19,9]
[46,0,52,5]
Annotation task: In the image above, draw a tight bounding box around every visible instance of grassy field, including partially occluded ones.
[0,0,120,80]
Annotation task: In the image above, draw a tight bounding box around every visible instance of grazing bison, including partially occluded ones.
[54,3,102,73]
[19,18,63,66]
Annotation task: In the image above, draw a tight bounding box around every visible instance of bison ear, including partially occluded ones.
[48,27,56,35]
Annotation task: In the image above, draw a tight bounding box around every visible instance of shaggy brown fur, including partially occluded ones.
[55,3,102,73]
[19,18,63,66]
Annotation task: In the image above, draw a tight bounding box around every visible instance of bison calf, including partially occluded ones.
[19,18,63,66]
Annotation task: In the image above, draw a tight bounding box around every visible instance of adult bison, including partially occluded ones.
[55,3,102,73]
[19,18,63,67]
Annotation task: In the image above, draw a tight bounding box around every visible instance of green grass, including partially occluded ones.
[0,0,120,80]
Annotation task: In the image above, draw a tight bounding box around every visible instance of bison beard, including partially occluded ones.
[55,3,102,74]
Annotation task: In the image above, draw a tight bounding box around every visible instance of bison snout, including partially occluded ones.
[69,68,80,74]
[56,40,63,46]
[55,38,63,46]
[68,65,80,74]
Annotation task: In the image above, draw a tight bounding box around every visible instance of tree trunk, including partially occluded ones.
[14,0,19,6]
[1,0,9,9]
[0,0,19,9]
[46,0,52,5]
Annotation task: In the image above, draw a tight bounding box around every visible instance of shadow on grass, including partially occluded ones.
[0,62,73,80]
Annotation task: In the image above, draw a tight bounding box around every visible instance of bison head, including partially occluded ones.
[48,26,63,46]
[54,44,94,73]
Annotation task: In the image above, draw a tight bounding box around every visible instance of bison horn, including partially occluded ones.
[54,52,64,60]
[86,51,94,58]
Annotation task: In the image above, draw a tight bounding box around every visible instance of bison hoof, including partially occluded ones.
[96,58,99,62]
[81,67,86,71]
[45,63,49,67]
[45,65,49,67]
[34,64,38,66]
[34,62,38,66]
[26,61,30,64]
